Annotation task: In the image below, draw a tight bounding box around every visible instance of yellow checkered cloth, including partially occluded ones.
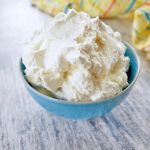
[31,0,150,59]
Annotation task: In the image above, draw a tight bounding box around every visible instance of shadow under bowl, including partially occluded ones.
[19,41,140,120]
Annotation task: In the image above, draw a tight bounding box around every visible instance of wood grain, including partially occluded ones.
[1,0,150,150]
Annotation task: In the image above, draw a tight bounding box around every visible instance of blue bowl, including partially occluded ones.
[19,41,140,120]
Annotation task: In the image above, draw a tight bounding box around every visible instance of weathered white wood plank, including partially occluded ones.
[1,0,150,150]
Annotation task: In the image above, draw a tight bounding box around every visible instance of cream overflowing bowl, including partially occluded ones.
[22,9,130,102]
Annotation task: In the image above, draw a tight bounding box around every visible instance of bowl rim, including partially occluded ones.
[19,41,140,105]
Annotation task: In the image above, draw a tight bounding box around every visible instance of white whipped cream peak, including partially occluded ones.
[22,9,130,102]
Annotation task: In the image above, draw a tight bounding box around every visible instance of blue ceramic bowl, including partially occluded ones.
[19,41,140,120]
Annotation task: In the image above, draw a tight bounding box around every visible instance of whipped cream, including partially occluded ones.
[22,9,130,102]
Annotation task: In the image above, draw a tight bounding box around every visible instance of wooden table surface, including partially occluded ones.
[1,1,150,150]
